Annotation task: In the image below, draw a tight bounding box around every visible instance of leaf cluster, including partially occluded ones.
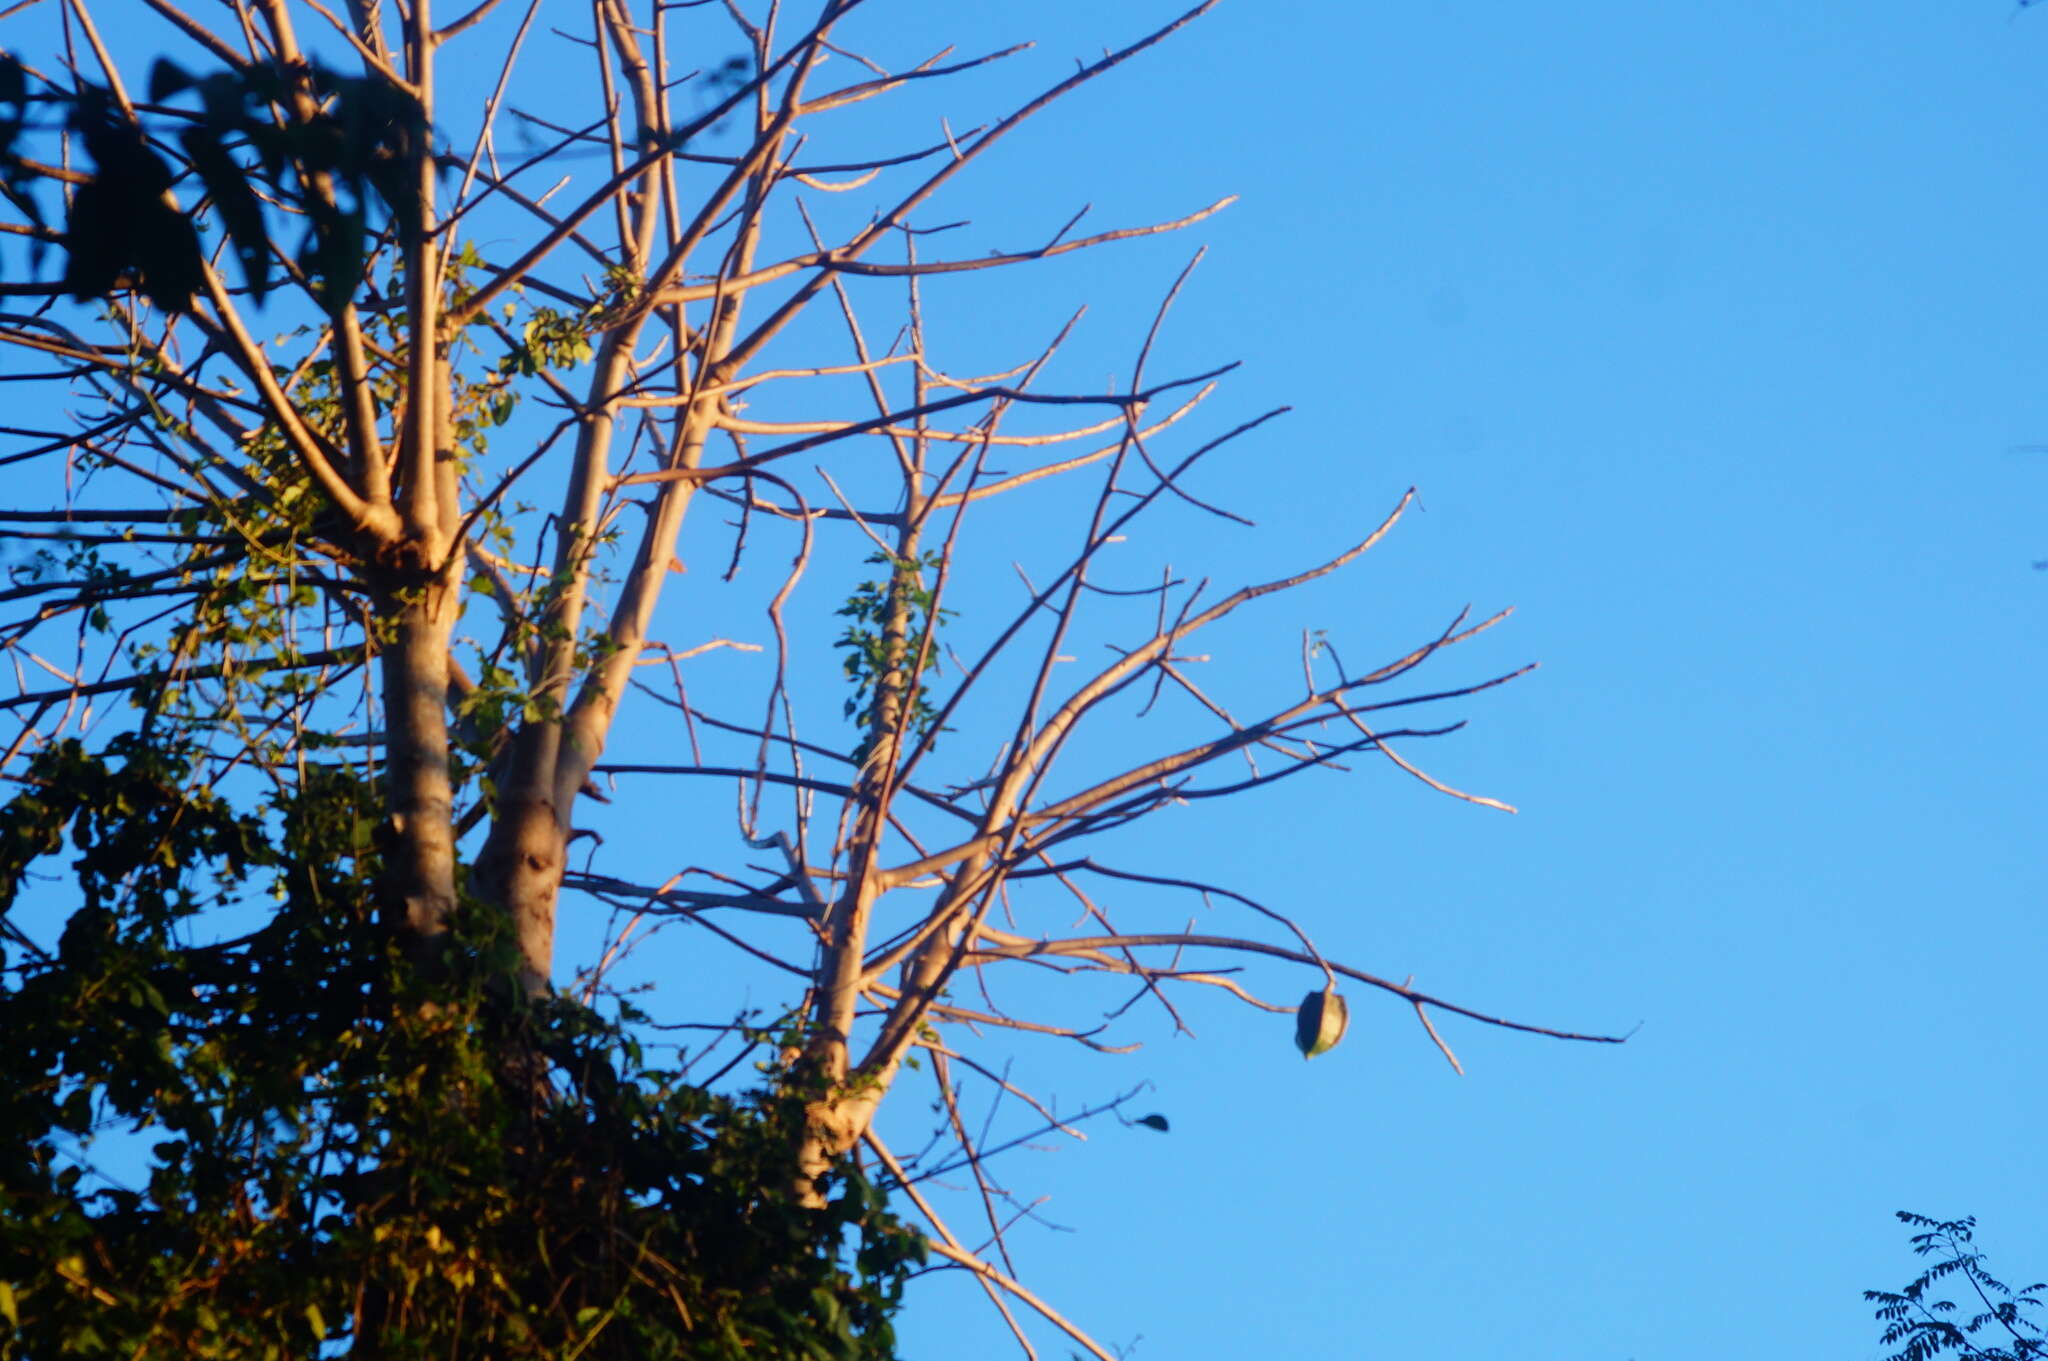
[0,736,923,1359]
[148,56,428,316]
[60,86,206,313]
[0,56,428,316]
[837,551,952,762]
[502,306,596,378]
[1867,1212,2048,1361]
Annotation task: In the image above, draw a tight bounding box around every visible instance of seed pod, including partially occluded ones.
[1294,985,1349,1059]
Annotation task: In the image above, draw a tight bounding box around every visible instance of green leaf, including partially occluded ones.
[1294,985,1349,1059]
[0,1278,16,1327]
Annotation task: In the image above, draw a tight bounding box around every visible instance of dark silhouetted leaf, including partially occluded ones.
[1134,1113,1170,1132]
[297,205,366,318]
[181,126,268,299]
[147,58,193,102]
[131,201,204,313]
[62,180,128,299]
[57,96,203,311]
[0,53,25,107]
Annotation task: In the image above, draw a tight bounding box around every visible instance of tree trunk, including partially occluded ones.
[380,573,461,959]
[475,752,567,997]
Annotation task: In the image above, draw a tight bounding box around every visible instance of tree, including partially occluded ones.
[0,2,1623,1356]
[1867,1213,2047,1361]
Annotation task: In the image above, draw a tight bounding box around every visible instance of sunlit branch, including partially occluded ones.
[972,928,1627,1046]
[613,364,1235,488]
[0,645,367,714]
[796,41,1033,116]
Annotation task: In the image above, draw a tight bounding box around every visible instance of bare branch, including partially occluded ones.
[973,928,1627,1046]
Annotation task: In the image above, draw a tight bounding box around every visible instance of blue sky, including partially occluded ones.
[848,3,2048,1358]
[6,1,2045,1358]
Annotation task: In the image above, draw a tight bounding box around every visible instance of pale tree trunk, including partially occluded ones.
[381,1,458,967]
[471,333,630,997]
[380,575,462,955]
[473,728,569,996]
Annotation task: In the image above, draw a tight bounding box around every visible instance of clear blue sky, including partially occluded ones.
[7,2,2045,1358]
[843,3,2048,1357]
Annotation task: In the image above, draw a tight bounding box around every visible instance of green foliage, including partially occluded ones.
[0,737,923,1359]
[503,307,596,377]
[4,539,133,634]
[1867,1213,2047,1361]
[836,551,952,762]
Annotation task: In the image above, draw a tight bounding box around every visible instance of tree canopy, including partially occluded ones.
[0,2,1622,1355]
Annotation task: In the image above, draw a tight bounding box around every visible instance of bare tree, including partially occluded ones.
[0,2,1622,1354]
